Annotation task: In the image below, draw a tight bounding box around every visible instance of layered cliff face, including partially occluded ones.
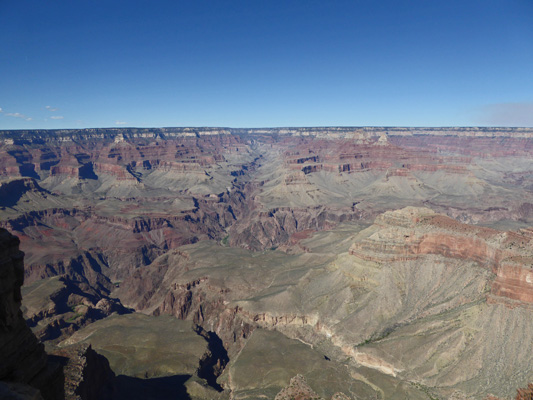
[4,128,533,398]
[0,129,257,290]
[107,207,533,398]
[349,207,533,306]
[4,127,533,282]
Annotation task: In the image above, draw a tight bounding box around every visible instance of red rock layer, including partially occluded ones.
[279,135,473,178]
[349,208,533,306]
[0,132,248,180]
[389,135,533,158]
[485,383,533,400]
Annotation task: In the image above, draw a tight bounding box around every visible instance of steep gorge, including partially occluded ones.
[3,127,533,398]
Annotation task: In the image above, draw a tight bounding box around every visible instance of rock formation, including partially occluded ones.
[349,206,533,306]
[275,375,328,400]
[2,126,533,287]
[0,228,62,399]
[486,383,533,400]
[274,375,352,400]
[0,227,125,400]
[52,344,115,400]
[4,127,533,398]
[22,275,130,343]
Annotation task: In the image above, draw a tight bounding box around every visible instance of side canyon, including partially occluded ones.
[2,127,533,399]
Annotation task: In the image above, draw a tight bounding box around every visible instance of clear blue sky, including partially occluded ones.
[1,0,532,129]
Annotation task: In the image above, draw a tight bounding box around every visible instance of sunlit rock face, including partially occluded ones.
[350,207,533,306]
[4,126,533,277]
[4,127,533,399]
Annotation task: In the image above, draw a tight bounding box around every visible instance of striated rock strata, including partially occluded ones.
[349,207,533,306]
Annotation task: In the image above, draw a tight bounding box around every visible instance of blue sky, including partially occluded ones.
[1,0,532,129]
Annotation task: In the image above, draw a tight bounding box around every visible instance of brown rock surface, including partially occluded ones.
[350,207,533,305]
[3,126,533,289]
[0,228,62,399]
[119,208,533,398]
[52,344,115,400]
[516,384,533,400]
[22,275,130,343]
[275,375,323,400]
[5,128,533,398]
[274,375,354,400]
[485,383,533,400]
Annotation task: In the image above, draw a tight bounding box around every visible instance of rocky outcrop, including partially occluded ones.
[275,375,323,400]
[0,228,63,399]
[275,375,350,400]
[486,384,533,400]
[0,228,120,400]
[0,178,51,208]
[516,384,533,400]
[0,129,247,184]
[349,207,501,266]
[490,264,533,304]
[229,206,363,250]
[23,275,130,343]
[52,344,115,400]
[349,207,533,306]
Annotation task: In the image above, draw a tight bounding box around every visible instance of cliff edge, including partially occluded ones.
[0,228,64,399]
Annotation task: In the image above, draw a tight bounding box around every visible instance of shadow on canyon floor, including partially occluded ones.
[114,374,192,400]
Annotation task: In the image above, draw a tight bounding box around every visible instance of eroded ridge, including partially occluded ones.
[350,207,533,305]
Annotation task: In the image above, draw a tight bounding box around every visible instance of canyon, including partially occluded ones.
[2,127,533,399]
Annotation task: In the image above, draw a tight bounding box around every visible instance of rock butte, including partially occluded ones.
[2,127,533,399]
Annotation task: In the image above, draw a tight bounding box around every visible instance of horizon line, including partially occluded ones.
[1,125,533,132]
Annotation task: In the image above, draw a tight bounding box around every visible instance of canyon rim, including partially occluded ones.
[2,127,533,399]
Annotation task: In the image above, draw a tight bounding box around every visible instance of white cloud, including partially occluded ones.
[115,120,127,125]
[6,112,27,118]
[45,106,58,111]
[0,107,3,113]
[478,102,533,127]
[50,116,64,120]
[5,112,33,121]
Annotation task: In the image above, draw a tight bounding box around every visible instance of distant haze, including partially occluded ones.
[477,103,533,127]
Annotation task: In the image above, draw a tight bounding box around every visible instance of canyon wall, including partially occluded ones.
[0,228,62,398]
[3,127,533,398]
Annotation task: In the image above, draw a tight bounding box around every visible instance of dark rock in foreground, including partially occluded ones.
[0,228,116,400]
[0,228,63,399]
[52,343,115,400]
